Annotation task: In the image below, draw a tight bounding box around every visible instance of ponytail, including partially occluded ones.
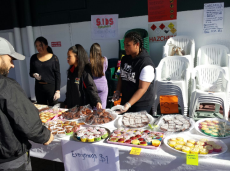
[47,46,53,54]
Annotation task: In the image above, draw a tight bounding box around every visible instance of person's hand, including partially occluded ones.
[53,91,60,101]
[117,102,131,114]
[33,73,41,81]
[65,105,68,109]
[112,90,120,101]
[96,102,102,109]
[44,133,54,145]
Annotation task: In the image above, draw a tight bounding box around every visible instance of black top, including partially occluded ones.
[29,54,61,90]
[0,75,50,163]
[120,49,155,107]
[64,64,101,108]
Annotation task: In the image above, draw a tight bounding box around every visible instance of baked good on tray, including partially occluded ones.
[122,111,150,128]
[160,115,191,132]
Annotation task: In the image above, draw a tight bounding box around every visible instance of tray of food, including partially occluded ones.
[164,133,228,156]
[158,114,195,133]
[72,127,110,143]
[107,128,164,149]
[61,105,93,120]
[34,104,49,112]
[84,109,117,126]
[39,108,68,123]
[195,118,230,139]
[46,120,81,139]
[117,111,154,128]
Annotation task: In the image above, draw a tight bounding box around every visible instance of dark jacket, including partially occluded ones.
[120,49,155,107]
[0,75,50,164]
[64,64,101,108]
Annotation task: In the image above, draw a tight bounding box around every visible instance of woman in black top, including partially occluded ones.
[64,44,102,109]
[30,37,61,106]
[112,32,155,114]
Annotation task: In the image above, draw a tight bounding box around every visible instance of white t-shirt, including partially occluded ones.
[139,65,155,82]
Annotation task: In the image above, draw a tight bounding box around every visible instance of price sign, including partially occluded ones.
[160,95,179,114]
[61,140,120,171]
[130,147,142,155]
[186,154,199,166]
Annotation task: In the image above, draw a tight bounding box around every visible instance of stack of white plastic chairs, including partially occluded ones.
[196,44,230,108]
[163,36,195,68]
[152,56,191,116]
[189,65,229,120]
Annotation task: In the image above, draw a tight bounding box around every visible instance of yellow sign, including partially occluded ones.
[170,27,177,34]
[186,154,199,166]
[130,147,142,155]
[168,23,174,29]
[160,95,179,114]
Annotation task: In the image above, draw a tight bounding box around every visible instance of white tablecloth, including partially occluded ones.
[30,117,230,171]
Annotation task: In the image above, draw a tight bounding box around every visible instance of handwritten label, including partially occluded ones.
[186,154,199,166]
[160,95,179,114]
[91,14,118,39]
[130,147,142,155]
[61,140,120,171]
[203,3,224,34]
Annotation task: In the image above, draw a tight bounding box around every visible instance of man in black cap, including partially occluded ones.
[0,37,54,171]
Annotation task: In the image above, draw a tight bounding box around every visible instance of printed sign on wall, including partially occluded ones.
[51,41,61,47]
[203,3,224,34]
[148,21,177,42]
[61,140,120,171]
[148,0,177,22]
[91,14,118,39]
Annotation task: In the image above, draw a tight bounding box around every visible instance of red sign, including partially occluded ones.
[148,0,177,22]
[51,41,61,47]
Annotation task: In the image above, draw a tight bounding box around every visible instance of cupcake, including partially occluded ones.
[101,131,108,139]
[176,137,184,142]
[206,141,216,146]
[168,141,177,147]
[196,141,205,146]
[212,120,219,124]
[77,132,84,140]
[185,143,194,148]
[194,145,204,150]
[190,148,199,154]
[124,139,131,144]
[110,137,118,142]
[99,128,106,132]
[135,131,142,135]
[135,135,142,138]
[138,138,145,142]
[95,126,100,130]
[117,138,125,143]
[154,137,162,141]
[144,130,150,134]
[114,130,121,134]
[155,133,164,138]
[81,135,87,142]
[124,135,131,140]
[169,138,177,142]
[199,149,208,155]
[204,130,212,135]
[88,127,94,131]
[87,135,95,142]
[187,139,196,145]
[210,132,218,137]
[94,135,101,141]
[201,127,209,132]
[200,138,208,143]
[152,139,161,147]
[132,140,140,145]
[174,145,183,151]
[117,135,124,139]
[204,145,213,153]
[208,126,215,130]
[182,146,191,153]
[140,141,147,146]
[130,136,137,140]
[146,138,152,145]
[213,145,222,152]
[177,141,185,146]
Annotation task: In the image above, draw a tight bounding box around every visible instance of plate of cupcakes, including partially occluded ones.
[72,126,110,143]
[164,133,228,156]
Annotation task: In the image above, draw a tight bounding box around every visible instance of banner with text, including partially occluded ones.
[91,14,118,39]
[148,21,177,42]
[61,140,120,171]
[203,3,224,34]
[148,0,177,22]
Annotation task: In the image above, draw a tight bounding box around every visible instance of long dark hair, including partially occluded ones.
[34,36,53,54]
[68,44,89,77]
[125,32,144,53]
[90,43,104,77]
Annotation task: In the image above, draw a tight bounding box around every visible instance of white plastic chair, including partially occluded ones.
[163,36,195,68]
[152,56,191,115]
[189,65,229,120]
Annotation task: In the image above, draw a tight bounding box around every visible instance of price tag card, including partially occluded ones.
[160,95,179,114]
[130,147,142,155]
[186,154,198,166]
[61,140,120,171]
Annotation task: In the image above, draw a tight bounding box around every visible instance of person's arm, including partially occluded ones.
[116,76,122,92]
[29,55,35,78]
[104,57,108,72]
[2,80,51,144]
[83,71,102,107]
[53,55,61,91]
